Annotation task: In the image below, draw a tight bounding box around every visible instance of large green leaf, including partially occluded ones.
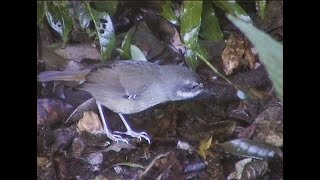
[92,1,119,16]
[200,3,223,42]
[180,1,203,70]
[37,1,45,27]
[213,1,252,23]
[118,26,136,59]
[78,2,116,61]
[227,15,283,102]
[160,0,179,25]
[44,1,74,45]
[130,45,147,61]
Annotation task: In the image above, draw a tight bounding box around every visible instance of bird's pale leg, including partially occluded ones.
[114,113,151,144]
[96,102,128,144]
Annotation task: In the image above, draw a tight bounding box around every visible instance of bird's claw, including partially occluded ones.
[114,130,151,144]
[109,134,128,144]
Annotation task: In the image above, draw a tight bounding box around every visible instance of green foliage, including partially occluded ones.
[213,1,252,23]
[92,1,119,16]
[227,15,283,102]
[79,2,116,61]
[44,1,74,45]
[117,26,136,59]
[130,45,147,61]
[160,0,179,25]
[180,1,204,70]
[37,1,45,27]
[200,3,223,42]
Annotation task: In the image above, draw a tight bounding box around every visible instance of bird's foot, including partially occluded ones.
[106,133,129,144]
[114,130,151,144]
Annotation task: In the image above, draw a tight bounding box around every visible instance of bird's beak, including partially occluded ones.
[201,83,216,96]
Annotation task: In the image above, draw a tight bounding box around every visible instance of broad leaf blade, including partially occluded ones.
[120,26,136,59]
[130,45,147,61]
[160,0,179,25]
[180,1,203,70]
[200,3,223,42]
[44,2,74,45]
[227,15,283,102]
[80,2,115,62]
[213,1,252,23]
[92,1,119,16]
[37,1,45,27]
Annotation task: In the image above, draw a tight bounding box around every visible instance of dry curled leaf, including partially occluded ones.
[54,43,100,62]
[77,111,103,134]
[227,158,268,180]
[37,98,73,128]
[222,34,257,75]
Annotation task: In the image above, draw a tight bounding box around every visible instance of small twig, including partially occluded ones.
[139,151,172,179]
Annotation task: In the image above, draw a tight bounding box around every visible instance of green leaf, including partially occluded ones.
[213,1,252,23]
[256,0,267,20]
[200,3,223,42]
[130,45,147,61]
[160,0,179,25]
[180,1,203,49]
[92,1,119,16]
[79,2,116,62]
[44,2,74,45]
[227,15,283,102]
[180,1,203,70]
[37,1,45,27]
[119,26,136,59]
[185,49,198,71]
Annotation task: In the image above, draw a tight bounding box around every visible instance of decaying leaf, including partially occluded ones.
[65,98,97,124]
[178,120,236,142]
[77,111,103,134]
[177,141,194,152]
[241,159,269,180]
[170,28,186,54]
[252,104,283,147]
[227,158,268,180]
[103,141,136,152]
[37,156,51,169]
[227,158,252,180]
[131,21,165,60]
[52,127,78,151]
[86,152,103,166]
[71,137,85,158]
[37,98,74,128]
[220,139,283,160]
[183,161,208,174]
[198,137,213,159]
[222,34,257,75]
[54,43,100,61]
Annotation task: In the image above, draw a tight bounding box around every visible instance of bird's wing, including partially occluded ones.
[112,61,160,97]
[80,61,160,99]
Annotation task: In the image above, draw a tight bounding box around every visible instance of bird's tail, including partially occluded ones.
[37,70,90,83]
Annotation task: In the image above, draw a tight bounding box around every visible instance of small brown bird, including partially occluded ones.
[38,60,209,144]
